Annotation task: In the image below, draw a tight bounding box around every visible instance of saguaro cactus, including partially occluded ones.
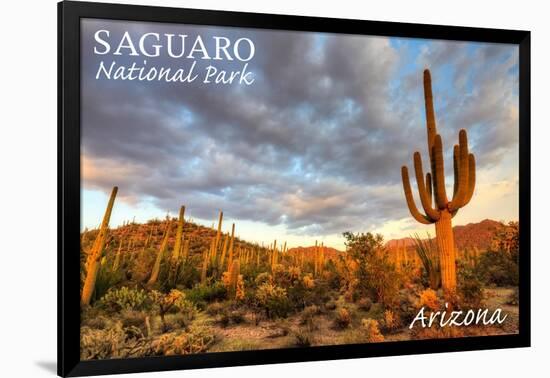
[148,219,171,285]
[401,69,476,293]
[228,259,240,298]
[227,223,235,268]
[171,206,186,261]
[214,211,223,254]
[168,206,185,285]
[81,186,118,306]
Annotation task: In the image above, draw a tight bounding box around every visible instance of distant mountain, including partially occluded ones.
[385,237,416,249]
[452,219,505,251]
[385,219,506,252]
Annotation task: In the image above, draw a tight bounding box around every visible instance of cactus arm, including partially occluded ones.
[449,130,470,211]
[401,166,433,225]
[423,69,438,160]
[463,153,476,205]
[425,172,432,205]
[432,134,449,209]
[413,152,440,221]
[453,145,459,198]
[214,211,223,253]
[227,223,235,266]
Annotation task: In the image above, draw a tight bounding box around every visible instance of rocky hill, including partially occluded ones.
[386,219,506,252]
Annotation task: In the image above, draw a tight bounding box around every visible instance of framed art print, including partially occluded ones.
[58,1,531,376]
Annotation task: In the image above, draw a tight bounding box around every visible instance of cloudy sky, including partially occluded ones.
[80,19,519,250]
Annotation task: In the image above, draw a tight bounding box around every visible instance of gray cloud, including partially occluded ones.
[81,19,519,236]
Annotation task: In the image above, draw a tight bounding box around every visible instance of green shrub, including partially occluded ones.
[217,309,246,328]
[80,322,151,360]
[255,282,291,319]
[185,282,227,307]
[300,305,320,331]
[334,308,352,329]
[206,301,226,316]
[507,287,519,305]
[254,272,273,287]
[151,326,216,355]
[149,290,192,332]
[119,310,148,332]
[100,287,149,312]
[357,297,372,312]
[342,231,400,308]
[293,329,314,347]
[91,264,124,304]
[360,318,384,342]
[476,250,518,287]
[458,267,484,307]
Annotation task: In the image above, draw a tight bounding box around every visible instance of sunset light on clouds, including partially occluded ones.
[80,19,519,250]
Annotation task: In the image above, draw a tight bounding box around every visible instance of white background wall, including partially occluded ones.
[0,0,547,376]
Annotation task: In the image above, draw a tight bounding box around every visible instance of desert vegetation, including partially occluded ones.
[79,70,519,360]
[79,189,519,360]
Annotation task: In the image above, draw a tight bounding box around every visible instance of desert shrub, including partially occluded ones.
[411,325,466,340]
[507,287,519,305]
[255,282,291,319]
[128,248,157,283]
[162,311,195,331]
[235,275,245,301]
[380,310,400,332]
[80,322,151,360]
[342,231,400,308]
[91,263,125,304]
[100,287,149,312]
[174,262,201,289]
[397,290,418,324]
[334,308,352,329]
[357,297,372,312]
[293,329,314,347]
[151,326,216,355]
[419,288,439,311]
[300,305,320,331]
[475,222,519,287]
[365,257,401,308]
[477,250,518,287]
[271,264,289,285]
[458,267,484,307]
[287,266,302,282]
[217,309,246,328]
[360,318,384,342]
[343,281,361,302]
[302,274,315,289]
[119,310,148,332]
[206,301,226,316]
[254,272,273,287]
[412,233,440,290]
[185,282,227,308]
[149,289,192,332]
[323,262,343,290]
[81,314,110,330]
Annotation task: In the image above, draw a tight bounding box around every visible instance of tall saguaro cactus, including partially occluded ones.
[168,206,185,286]
[81,186,118,306]
[148,219,171,285]
[401,69,476,293]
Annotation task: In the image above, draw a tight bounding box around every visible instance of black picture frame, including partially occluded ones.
[58,1,531,376]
